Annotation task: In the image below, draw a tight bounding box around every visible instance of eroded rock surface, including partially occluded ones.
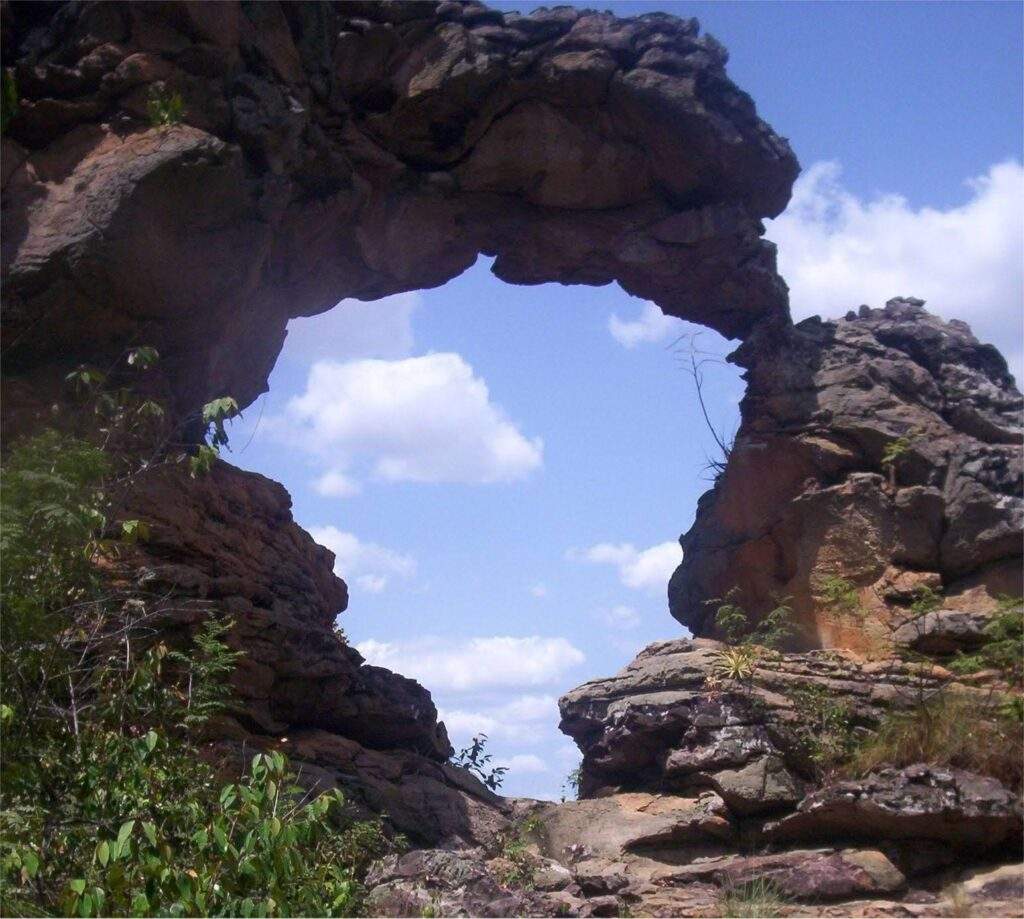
[670,299,1023,653]
[546,637,1023,918]
[2,0,796,416]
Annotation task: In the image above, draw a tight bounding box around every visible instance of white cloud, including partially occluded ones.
[572,540,682,595]
[279,353,543,489]
[608,301,682,348]
[313,469,361,498]
[439,695,559,742]
[497,753,547,774]
[530,583,548,598]
[601,604,641,630]
[309,525,415,594]
[356,637,584,691]
[282,292,420,363]
[766,159,1024,375]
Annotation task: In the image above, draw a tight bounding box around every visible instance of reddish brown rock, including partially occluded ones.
[2,0,797,418]
[670,300,1023,654]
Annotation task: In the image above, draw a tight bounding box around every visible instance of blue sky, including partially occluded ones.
[229,1,1023,800]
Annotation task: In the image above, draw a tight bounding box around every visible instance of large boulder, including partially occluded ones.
[558,637,946,803]
[768,765,1024,854]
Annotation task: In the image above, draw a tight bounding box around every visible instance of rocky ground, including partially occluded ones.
[361,637,1023,917]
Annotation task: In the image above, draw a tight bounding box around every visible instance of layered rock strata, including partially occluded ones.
[670,299,1023,652]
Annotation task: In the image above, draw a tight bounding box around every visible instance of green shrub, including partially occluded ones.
[707,589,794,650]
[0,369,393,916]
[498,817,543,889]
[560,766,581,802]
[908,584,943,616]
[819,575,859,615]
[147,87,185,127]
[788,684,856,775]
[451,733,508,791]
[947,599,1023,684]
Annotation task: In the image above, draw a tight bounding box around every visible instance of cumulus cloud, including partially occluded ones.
[281,292,420,364]
[439,695,560,742]
[601,604,641,630]
[356,637,584,691]
[279,353,543,491]
[571,540,682,595]
[766,159,1024,374]
[530,583,549,598]
[309,525,415,594]
[608,301,682,348]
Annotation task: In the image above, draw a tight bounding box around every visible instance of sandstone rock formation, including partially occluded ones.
[544,637,1023,917]
[670,299,1023,653]
[2,0,796,418]
[3,3,1022,916]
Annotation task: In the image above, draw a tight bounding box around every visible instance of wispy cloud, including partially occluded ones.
[608,301,681,348]
[356,637,584,691]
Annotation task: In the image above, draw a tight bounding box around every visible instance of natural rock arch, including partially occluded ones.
[2,3,1021,850]
[3,0,1021,654]
[2,0,797,419]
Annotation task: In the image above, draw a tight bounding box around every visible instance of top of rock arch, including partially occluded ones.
[2,0,798,414]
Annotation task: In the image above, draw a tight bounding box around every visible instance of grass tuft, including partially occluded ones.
[717,878,789,918]
[848,691,1022,788]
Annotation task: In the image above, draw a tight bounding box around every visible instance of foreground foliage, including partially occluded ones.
[0,364,395,916]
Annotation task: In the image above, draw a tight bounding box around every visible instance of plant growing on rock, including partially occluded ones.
[819,574,860,616]
[497,816,543,889]
[560,766,582,802]
[788,684,857,777]
[717,877,789,918]
[947,597,1024,685]
[0,361,394,916]
[848,691,1023,789]
[146,86,184,127]
[451,734,509,791]
[708,589,795,650]
[880,434,913,487]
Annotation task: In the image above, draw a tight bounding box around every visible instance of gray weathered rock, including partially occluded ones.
[670,300,1023,654]
[768,765,1024,853]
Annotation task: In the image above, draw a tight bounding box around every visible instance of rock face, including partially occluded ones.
[545,637,1023,918]
[2,0,796,418]
[670,299,1023,653]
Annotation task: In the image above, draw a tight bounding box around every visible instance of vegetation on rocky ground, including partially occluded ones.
[0,356,400,917]
[717,877,789,918]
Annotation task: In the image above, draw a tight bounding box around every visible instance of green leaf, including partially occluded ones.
[120,519,150,543]
[131,892,150,916]
[143,822,158,847]
[96,840,110,867]
[145,730,159,753]
[21,849,39,878]
[118,819,135,848]
[127,346,159,369]
[70,879,86,896]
